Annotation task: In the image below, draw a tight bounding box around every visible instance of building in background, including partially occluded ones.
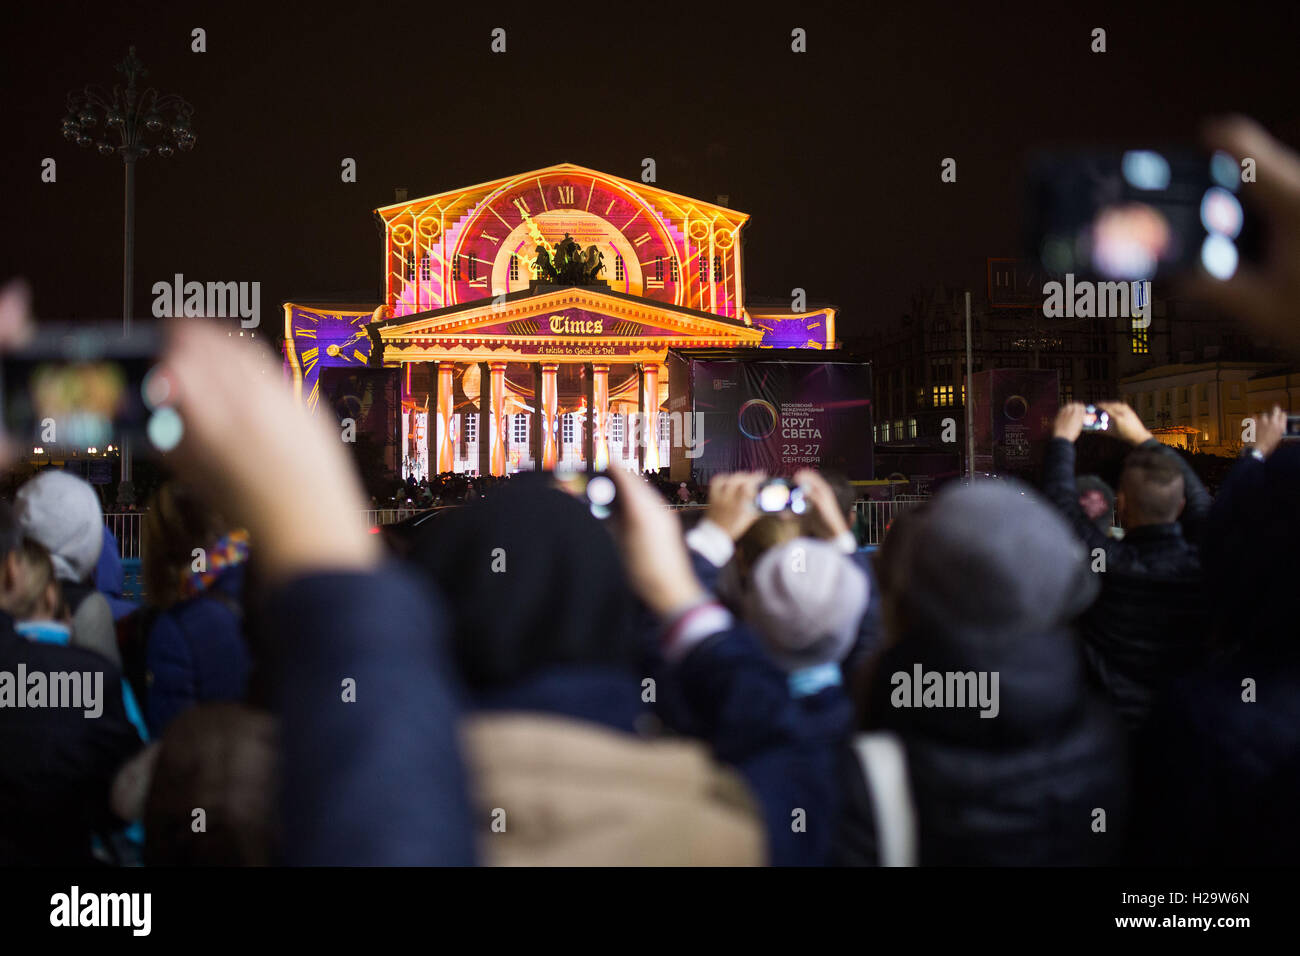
[282,164,837,477]
[1120,363,1300,455]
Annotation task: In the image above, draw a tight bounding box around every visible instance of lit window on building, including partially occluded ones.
[615,255,625,281]
[420,255,431,281]
[1062,383,1074,403]
[713,255,722,282]
[511,414,528,446]
[1131,328,1149,354]
[406,251,415,280]
[453,256,461,281]
[610,413,624,443]
[933,385,954,407]
[655,257,664,282]
[670,258,679,281]
[509,255,519,281]
[467,256,478,282]
[881,421,892,441]
[908,418,918,438]
[698,255,707,281]
[562,413,576,445]
[659,414,671,442]
[464,412,477,443]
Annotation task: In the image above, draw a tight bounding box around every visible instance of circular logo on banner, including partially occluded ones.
[1003,395,1029,421]
[738,398,779,439]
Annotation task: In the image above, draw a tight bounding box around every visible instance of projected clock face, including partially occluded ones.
[288,309,372,409]
[449,172,682,306]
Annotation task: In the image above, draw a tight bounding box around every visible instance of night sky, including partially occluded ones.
[3,2,1298,336]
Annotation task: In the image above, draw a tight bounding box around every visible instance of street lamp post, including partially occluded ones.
[61,46,195,486]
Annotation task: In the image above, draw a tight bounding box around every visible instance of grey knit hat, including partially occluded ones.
[888,479,1097,643]
[740,537,869,672]
[15,470,105,583]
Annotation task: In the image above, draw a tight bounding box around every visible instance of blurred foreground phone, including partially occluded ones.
[1286,414,1300,441]
[0,322,179,454]
[557,472,618,519]
[1026,147,1261,283]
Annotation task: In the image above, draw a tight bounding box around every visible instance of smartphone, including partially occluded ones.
[1026,147,1261,283]
[1286,414,1300,440]
[0,322,177,453]
[755,477,807,515]
[1081,405,1110,432]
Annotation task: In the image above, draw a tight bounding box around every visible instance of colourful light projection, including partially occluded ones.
[283,164,837,421]
[373,164,746,320]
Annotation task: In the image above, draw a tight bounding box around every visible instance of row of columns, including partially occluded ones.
[422,360,664,477]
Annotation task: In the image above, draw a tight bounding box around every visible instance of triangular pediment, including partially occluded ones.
[373,285,764,347]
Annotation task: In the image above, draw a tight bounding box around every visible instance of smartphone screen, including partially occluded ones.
[1026,148,1259,283]
[1,323,165,452]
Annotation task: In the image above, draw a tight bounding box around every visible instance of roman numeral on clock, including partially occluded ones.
[480,231,499,244]
[633,232,651,247]
[513,197,530,218]
[556,185,574,204]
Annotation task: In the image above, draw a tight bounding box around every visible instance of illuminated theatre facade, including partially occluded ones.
[283,164,836,477]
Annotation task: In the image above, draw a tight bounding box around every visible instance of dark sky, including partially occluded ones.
[3,2,1298,337]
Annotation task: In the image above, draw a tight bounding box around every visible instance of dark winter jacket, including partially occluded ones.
[1041,437,1212,728]
[0,611,142,865]
[262,564,476,865]
[144,564,250,735]
[837,629,1129,866]
[1134,444,1300,864]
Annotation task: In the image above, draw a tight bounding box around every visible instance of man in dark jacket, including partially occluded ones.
[1042,401,1212,729]
[0,502,142,865]
[1134,409,1300,864]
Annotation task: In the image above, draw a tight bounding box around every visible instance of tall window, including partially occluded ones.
[467,255,478,282]
[509,255,519,281]
[464,412,478,444]
[452,256,461,281]
[713,255,722,282]
[562,413,576,445]
[420,255,431,281]
[610,413,624,443]
[1131,327,1149,354]
[615,255,625,281]
[654,257,664,281]
[406,251,415,280]
[698,255,707,282]
[908,418,918,438]
[659,414,671,443]
[932,385,954,407]
[670,258,679,281]
[881,421,892,441]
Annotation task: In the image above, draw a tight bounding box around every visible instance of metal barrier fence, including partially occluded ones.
[104,513,143,560]
[855,497,928,545]
[105,509,440,560]
[108,497,929,559]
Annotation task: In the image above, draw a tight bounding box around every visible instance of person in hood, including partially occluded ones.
[96,526,139,622]
[141,482,251,735]
[838,479,1129,866]
[409,475,764,865]
[14,470,119,666]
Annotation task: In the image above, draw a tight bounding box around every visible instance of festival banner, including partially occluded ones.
[689,359,874,480]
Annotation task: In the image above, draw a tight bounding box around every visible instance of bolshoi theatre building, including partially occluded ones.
[282,164,838,478]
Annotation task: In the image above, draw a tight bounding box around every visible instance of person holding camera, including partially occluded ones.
[1042,401,1212,731]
